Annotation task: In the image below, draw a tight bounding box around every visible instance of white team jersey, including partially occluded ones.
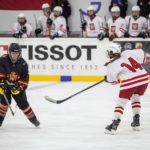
[85,16,106,37]
[107,17,126,37]
[107,49,149,90]
[37,14,53,36]
[51,16,67,37]
[125,16,148,37]
[12,22,33,38]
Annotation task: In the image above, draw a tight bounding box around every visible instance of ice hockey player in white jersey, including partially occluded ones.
[12,13,33,38]
[104,43,149,134]
[35,3,53,37]
[81,6,106,40]
[125,6,148,38]
[107,6,126,41]
[50,6,67,39]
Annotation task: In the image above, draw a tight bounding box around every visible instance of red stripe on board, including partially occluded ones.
[0,0,53,10]
[0,45,9,51]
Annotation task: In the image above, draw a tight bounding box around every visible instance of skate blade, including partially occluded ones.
[104,129,116,135]
[132,126,140,131]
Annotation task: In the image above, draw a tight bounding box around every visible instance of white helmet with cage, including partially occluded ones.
[132,5,140,12]
[87,6,95,12]
[87,6,95,16]
[54,6,63,14]
[18,13,25,18]
[111,6,120,13]
[42,3,50,9]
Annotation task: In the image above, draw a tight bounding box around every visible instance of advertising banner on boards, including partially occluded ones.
[0,38,149,81]
[0,38,109,81]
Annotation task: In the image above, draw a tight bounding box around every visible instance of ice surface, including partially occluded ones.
[0,81,150,150]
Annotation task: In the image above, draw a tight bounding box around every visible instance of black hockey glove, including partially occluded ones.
[104,75,108,82]
[104,76,119,85]
[81,20,87,31]
[124,32,129,37]
[13,32,22,38]
[11,82,24,95]
[138,32,148,38]
[109,33,117,41]
[47,18,53,26]
[21,26,27,34]
[35,28,42,35]
[98,33,105,40]
[51,33,59,39]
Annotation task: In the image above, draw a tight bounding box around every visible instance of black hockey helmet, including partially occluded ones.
[9,43,22,63]
[9,43,21,52]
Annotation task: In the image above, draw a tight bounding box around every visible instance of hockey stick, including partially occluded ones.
[80,12,84,37]
[33,14,38,37]
[80,12,87,37]
[2,89,15,116]
[45,11,52,39]
[44,79,104,104]
[104,15,109,37]
[125,17,131,37]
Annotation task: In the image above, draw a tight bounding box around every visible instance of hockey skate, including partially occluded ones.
[131,114,140,131]
[29,117,40,127]
[105,119,121,135]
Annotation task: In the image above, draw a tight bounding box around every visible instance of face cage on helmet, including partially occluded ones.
[87,10,95,16]
[18,18,26,25]
[53,10,62,17]
[43,8,51,16]
[132,11,140,19]
[111,12,120,19]
[9,51,21,63]
[106,50,112,59]
[106,50,120,59]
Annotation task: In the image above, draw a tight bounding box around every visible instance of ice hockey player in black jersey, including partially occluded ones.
[0,43,40,127]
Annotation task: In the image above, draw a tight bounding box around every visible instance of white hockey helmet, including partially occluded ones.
[106,43,121,59]
[132,5,140,11]
[53,6,63,14]
[111,6,120,12]
[18,13,25,18]
[42,3,50,9]
[87,6,95,12]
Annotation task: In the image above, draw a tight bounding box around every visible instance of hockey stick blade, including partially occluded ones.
[44,80,104,104]
[44,96,66,104]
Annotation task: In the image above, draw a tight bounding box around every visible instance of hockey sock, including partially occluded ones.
[131,94,141,116]
[23,106,35,119]
[0,104,8,126]
[113,98,128,120]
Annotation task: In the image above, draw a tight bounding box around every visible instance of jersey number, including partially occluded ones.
[121,57,143,72]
